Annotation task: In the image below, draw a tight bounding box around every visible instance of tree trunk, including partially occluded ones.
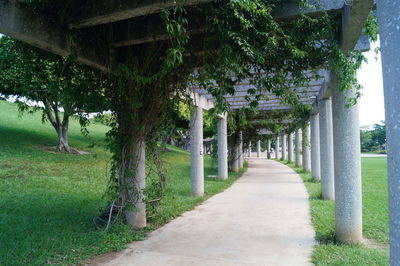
[56,116,70,152]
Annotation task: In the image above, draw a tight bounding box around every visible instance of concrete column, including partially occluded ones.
[302,123,311,172]
[319,98,335,200]
[125,139,146,228]
[377,2,400,261]
[275,136,280,159]
[248,141,252,157]
[257,140,261,158]
[239,131,244,168]
[295,128,302,167]
[232,144,239,173]
[268,139,271,151]
[332,77,362,244]
[267,139,271,159]
[190,106,204,197]
[281,134,287,160]
[217,116,228,180]
[288,133,294,163]
[310,113,321,180]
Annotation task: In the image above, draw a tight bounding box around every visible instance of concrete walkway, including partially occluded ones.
[92,159,315,266]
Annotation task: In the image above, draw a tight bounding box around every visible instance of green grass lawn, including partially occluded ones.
[278,158,389,265]
[0,100,246,265]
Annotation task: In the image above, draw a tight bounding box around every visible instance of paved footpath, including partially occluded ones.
[92,159,315,266]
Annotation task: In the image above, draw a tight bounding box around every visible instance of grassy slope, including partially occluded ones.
[279,159,389,265]
[0,101,245,265]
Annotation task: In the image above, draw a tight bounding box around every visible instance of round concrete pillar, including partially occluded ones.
[302,123,311,172]
[332,79,362,244]
[217,116,228,180]
[377,1,400,261]
[310,113,321,180]
[295,128,302,167]
[125,139,146,228]
[248,141,252,157]
[190,106,204,197]
[275,136,280,159]
[281,134,287,160]
[239,131,244,168]
[319,97,335,200]
[257,140,261,158]
[288,133,294,163]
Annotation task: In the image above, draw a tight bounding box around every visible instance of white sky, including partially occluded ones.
[357,39,385,126]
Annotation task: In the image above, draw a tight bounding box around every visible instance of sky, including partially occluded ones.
[357,39,386,127]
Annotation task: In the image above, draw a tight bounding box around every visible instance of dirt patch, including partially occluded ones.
[84,250,122,265]
[362,238,389,249]
[34,145,90,155]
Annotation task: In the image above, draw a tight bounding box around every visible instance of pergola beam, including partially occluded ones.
[341,0,374,54]
[273,0,345,19]
[71,0,214,29]
[0,0,109,72]
[227,96,315,106]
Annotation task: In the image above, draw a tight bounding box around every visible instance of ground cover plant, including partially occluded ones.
[279,158,389,265]
[0,101,246,265]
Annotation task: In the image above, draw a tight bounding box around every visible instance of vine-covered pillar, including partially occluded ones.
[377,1,400,261]
[257,140,261,158]
[310,112,321,180]
[302,122,311,172]
[281,134,287,160]
[124,139,146,228]
[190,105,204,196]
[319,97,335,200]
[295,128,302,167]
[275,136,280,159]
[239,131,244,168]
[217,114,228,180]
[248,141,252,157]
[288,132,294,163]
[332,75,362,244]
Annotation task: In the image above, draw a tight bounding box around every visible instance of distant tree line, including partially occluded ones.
[360,121,386,153]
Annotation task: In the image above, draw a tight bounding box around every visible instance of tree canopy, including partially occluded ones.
[0,36,109,151]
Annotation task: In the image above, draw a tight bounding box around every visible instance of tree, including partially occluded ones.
[371,121,386,149]
[0,36,108,152]
[360,121,386,152]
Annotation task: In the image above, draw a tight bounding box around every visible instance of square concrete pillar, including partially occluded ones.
[275,136,280,159]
